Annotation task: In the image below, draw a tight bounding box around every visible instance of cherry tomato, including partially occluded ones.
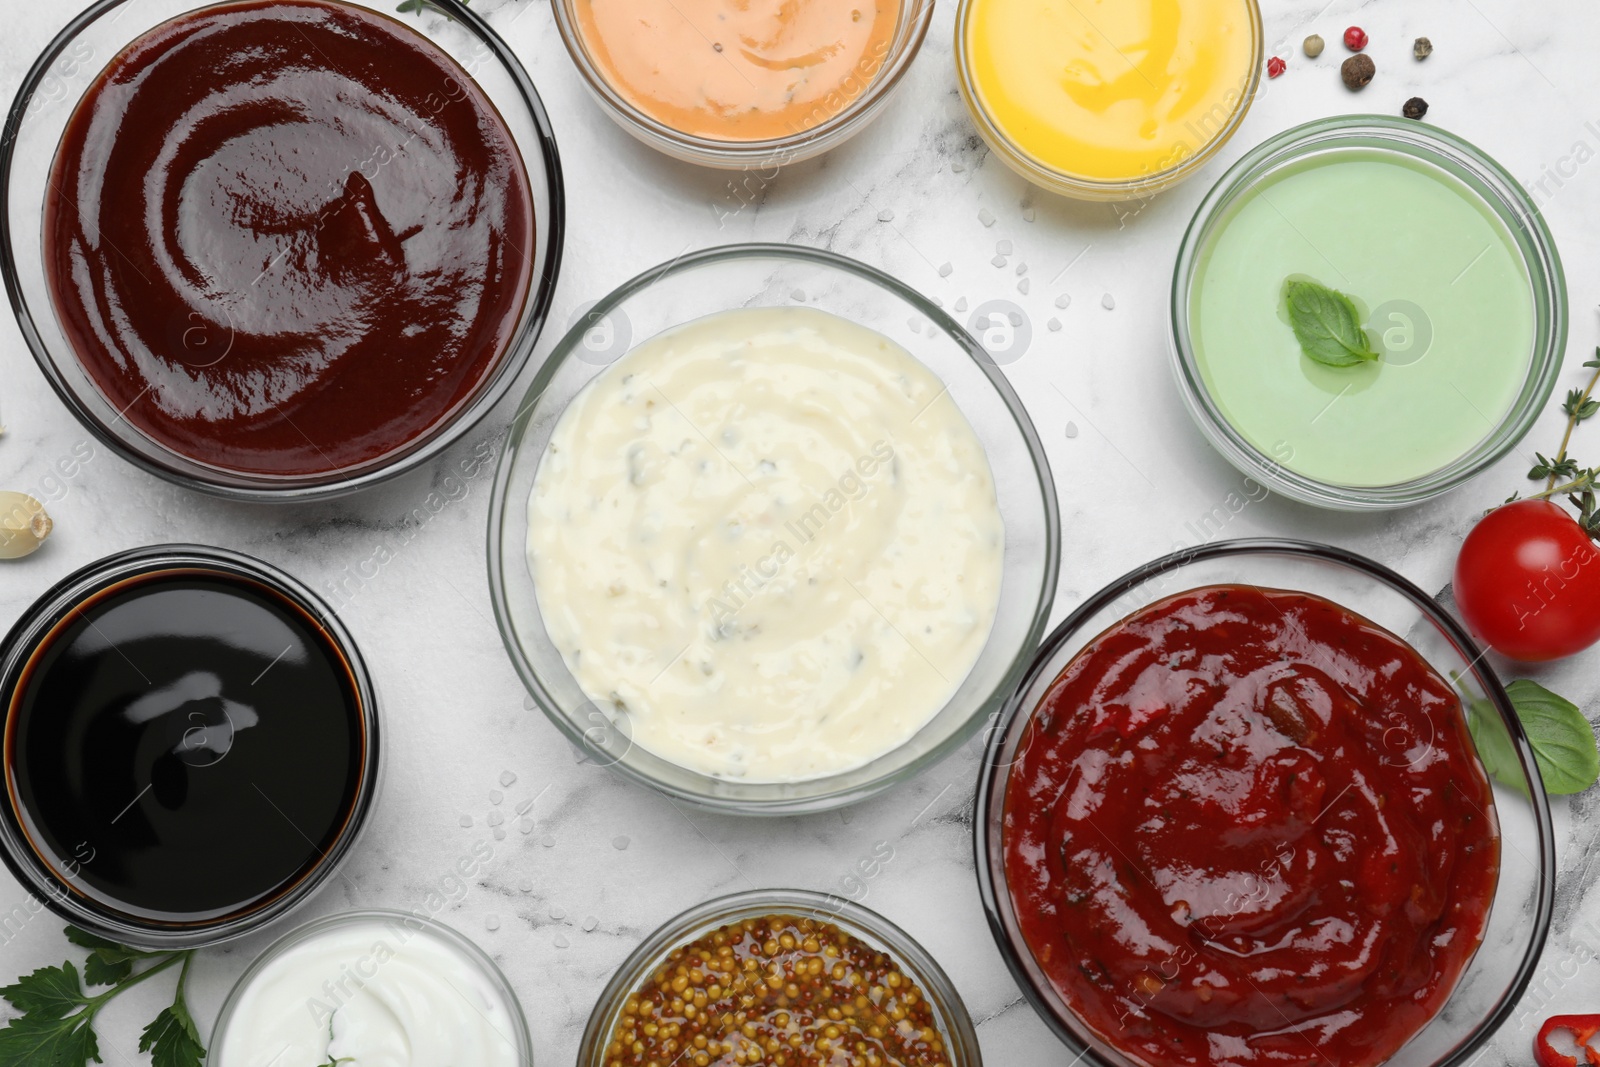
[1454,499,1600,662]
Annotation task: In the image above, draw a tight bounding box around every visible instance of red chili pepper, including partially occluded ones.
[1344,26,1368,51]
[1536,1015,1600,1067]
[1266,56,1286,78]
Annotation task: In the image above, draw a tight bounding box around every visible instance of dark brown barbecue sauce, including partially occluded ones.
[43,0,536,479]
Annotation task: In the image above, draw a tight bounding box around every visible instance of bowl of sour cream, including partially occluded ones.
[488,243,1060,814]
[208,910,532,1066]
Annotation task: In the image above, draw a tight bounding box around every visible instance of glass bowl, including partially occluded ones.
[0,545,382,949]
[550,0,934,168]
[577,889,981,1066]
[975,538,1555,1067]
[953,0,1262,201]
[207,909,533,1066]
[487,242,1060,814]
[0,0,565,501]
[1170,116,1566,510]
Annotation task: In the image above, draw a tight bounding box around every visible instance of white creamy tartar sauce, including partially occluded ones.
[215,918,520,1067]
[527,306,1005,781]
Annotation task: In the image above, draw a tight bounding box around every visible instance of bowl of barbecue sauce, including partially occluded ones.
[1,0,564,500]
[0,545,380,948]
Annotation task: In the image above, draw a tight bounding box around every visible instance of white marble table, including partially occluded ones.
[2,0,1599,1063]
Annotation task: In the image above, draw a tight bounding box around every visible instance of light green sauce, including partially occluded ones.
[1189,148,1535,487]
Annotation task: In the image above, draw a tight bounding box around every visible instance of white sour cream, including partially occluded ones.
[527,306,1005,782]
[215,917,522,1067]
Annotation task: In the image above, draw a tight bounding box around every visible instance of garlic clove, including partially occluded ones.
[0,493,52,559]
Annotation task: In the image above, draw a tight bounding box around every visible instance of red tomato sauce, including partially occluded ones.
[1003,585,1499,1067]
[44,0,535,479]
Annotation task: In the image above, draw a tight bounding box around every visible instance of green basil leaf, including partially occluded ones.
[1505,679,1600,795]
[1465,692,1525,795]
[1282,278,1381,368]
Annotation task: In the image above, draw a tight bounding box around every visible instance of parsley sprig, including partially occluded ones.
[1520,349,1600,539]
[0,927,202,1067]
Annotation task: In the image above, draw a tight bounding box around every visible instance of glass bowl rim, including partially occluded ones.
[575,887,982,1066]
[0,543,383,950]
[0,0,567,502]
[485,240,1062,815]
[205,907,534,1066]
[952,0,1263,200]
[548,0,935,163]
[972,536,1557,1067]
[1167,113,1568,510]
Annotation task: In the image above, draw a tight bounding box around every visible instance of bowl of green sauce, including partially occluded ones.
[1171,115,1566,510]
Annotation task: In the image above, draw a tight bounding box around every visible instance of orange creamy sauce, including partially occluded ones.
[576,0,901,141]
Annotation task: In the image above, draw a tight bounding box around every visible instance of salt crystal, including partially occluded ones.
[493,828,506,841]
[613,836,630,850]
[1018,278,1030,295]
[1048,318,1062,332]
[791,288,806,302]
[499,771,517,787]
[877,208,895,222]
[1008,311,1023,327]
[978,208,995,227]
[516,799,534,815]
[938,262,953,278]
[954,297,968,312]
[1055,293,1071,309]
[489,789,503,805]
[583,916,599,932]
[1065,422,1080,439]
[486,915,500,931]
[1022,207,1036,223]
[541,835,556,848]
[519,818,535,834]
[1102,293,1116,310]
[1016,262,1028,276]
[458,815,473,828]
[551,905,567,920]
[488,810,504,826]
[997,240,1013,254]
[554,933,570,949]
[991,255,1006,268]
[952,162,966,173]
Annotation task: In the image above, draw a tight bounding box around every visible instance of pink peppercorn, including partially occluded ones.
[1344,26,1368,51]
[1267,56,1286,78]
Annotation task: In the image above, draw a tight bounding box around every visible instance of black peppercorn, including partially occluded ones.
[1403,96,1429,120]
[1341,53,1376,90]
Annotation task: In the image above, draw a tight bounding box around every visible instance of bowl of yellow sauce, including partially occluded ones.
[555,0,934,168]
[956,0,1262,199]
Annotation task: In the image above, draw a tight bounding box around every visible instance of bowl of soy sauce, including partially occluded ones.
[0,545,380,948]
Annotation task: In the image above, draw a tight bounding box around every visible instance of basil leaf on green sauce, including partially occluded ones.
[1282,278,1381,368]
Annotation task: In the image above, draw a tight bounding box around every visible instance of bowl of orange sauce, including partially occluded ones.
[553,0,934,168]
[955,0,1263,200]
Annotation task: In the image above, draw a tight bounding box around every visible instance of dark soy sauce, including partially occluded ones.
[4,568,366,923]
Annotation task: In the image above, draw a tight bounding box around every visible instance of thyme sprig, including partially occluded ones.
[1520,349,1600,540]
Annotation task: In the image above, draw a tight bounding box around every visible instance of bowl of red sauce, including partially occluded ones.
[975,539,1554,1067]
[1,0,563,500]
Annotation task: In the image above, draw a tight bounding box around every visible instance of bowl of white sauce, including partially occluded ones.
[488,243,1061,813]
[208,910,532,1067]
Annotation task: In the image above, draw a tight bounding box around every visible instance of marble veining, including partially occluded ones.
[2,0,1600,1063]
